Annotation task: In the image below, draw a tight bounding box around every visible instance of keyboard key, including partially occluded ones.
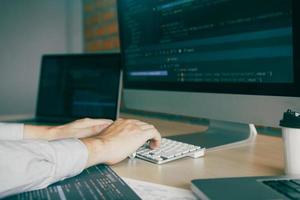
[291,180,300,186]
[263,179,300,199]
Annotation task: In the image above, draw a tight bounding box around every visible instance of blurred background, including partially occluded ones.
[0,0,119,115]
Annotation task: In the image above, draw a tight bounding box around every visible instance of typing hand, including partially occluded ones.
[81,119,161,167]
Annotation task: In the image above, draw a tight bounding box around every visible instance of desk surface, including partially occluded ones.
[113,113,284,189]
[0,113,284,190]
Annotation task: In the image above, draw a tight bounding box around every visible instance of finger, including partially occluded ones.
[76,124,110,138]
[135,121,149,125]
[135,121,156,129]
[140,124,155,130]
[73,118,113,128]
[113,119,140,127]
[149,138,161,149]
[113,118,125,125]
[124,119,140,124]
[144,129,161,149]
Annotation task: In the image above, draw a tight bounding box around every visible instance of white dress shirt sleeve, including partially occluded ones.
[0,123,24,140]
[0,138,88,198]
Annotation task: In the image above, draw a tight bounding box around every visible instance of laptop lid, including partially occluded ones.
[35,53,121,122]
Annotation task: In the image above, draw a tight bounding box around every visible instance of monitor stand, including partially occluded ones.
[167,119,257,151]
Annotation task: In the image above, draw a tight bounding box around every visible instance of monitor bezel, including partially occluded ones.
[117,0,300,97]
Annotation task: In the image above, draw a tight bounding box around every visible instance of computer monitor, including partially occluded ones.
[117,0,300,149]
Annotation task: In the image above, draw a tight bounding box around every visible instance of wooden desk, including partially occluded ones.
[113,113,285,189]
[0,113,285,190]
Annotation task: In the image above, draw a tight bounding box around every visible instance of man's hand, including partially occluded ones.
[23,118,113,140]
[81,119,161,167]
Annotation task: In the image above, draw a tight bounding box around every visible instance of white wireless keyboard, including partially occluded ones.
[135,138,205,164]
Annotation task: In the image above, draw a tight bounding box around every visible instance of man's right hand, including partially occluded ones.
[81,119,161,168]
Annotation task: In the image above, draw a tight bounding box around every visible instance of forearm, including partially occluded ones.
[23,118,113,141]
[0,139,88,198]
[23,125,54,140]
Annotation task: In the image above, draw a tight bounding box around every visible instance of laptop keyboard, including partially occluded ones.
[263,179,300,199]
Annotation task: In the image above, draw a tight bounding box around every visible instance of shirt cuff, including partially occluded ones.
[50,138,88,181]
[0,123,24,140]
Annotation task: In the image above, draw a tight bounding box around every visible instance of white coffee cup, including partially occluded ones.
[280,110,300,175]
[282,128,300,175]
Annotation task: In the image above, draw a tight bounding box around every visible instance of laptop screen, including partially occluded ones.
[36,54,121,121]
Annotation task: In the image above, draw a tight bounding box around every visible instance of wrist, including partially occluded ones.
[81,138,108,168]
[47,126,64,140]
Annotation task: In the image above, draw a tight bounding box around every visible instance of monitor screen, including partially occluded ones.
[36,54,121,120]
[117,0,300,129]
[118,0,299,96]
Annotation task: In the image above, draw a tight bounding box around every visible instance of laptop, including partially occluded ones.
[17,53,121,124]
[191,176,300,200]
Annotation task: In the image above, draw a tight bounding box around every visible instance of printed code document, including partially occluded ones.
[123,177,197,200]
[5,165,140,200]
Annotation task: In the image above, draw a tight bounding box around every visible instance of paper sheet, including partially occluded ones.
[122,177,197,200]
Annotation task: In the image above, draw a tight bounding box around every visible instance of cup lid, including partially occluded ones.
[280,109,300,128]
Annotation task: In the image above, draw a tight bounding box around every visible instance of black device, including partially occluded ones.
[19,53,121,124]
[5,165,141,200]
[191,176,300,200]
